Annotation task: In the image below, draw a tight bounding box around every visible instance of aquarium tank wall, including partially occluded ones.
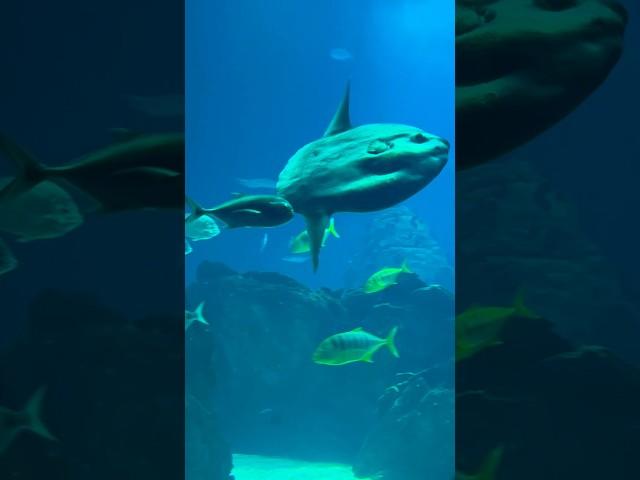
[185,1,455,479]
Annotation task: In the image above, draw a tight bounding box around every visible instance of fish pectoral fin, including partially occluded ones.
[235,209,262,215]
[362,350,375,363]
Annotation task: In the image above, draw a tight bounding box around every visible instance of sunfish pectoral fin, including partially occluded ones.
[304,213,330,272]
[323,81,352,137]
[0,133,48,201]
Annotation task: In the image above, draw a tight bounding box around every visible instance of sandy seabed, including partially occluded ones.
[232,454,363,480]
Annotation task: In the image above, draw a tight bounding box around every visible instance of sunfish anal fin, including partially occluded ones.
[323,81,352,137]
[305,213,329,272]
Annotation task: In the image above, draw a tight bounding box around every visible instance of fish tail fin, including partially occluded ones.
[386,326,400,358]
[327,217,340,239]
[23,387,57,442]
[185,196,205,218]
[513,291,538,319]
[195,301,208,325]
[306,214,329,272]
[0,133,49,200]
[474,445,504,480]
[401,259,412,273]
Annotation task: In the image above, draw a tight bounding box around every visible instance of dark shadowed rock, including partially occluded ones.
[0,290,193,480]
[457,159,640,364]
[457,313,640,479]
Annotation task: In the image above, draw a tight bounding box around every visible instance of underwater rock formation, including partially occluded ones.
[457,313,640,479]
[353,371,454,480]
[0,290,192,480]
[457,159,640,364]
[344,206,454,291]
[187,261,454,461]
[456,0,627,168]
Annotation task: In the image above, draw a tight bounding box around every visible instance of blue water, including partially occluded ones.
[186,0,454,289]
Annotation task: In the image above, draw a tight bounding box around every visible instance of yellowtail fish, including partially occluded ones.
[363,260,412,294]
[185,301,208,330]
[456,446,504,480]
[289,217,339,254]
[0,387,57,455]
[456,292,538,361]
[313,326,399,366]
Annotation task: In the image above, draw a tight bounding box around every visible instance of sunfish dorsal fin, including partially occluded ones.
[323,81,352,137]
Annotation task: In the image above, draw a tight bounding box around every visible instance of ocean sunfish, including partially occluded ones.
[186,195,293,229]
[277,82,449,271]
[0,132,184,212]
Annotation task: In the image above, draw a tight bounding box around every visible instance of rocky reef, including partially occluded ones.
[187,260,454,468]
[456,0,627,167]
[457,159,640,365]
[353,371,454,480]
[344,206,454,292]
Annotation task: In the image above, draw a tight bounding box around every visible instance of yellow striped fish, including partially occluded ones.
[312,326,399,366]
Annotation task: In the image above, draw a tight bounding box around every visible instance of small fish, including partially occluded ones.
[125,94,185,118]
[185,212,220,241]
[363,260,412,294]
[236,178,277,190]
[0,238,17,276]
[186,195,293,229]
[185,301,208,330]
[330,48,353,62]
[0,177,84,242]
[0,387,57,455]
[456,293,538,362]
[282,255,309,263]
[260,233,269,253]
[456,446,504,480]
[313,326,399,366]
[289,217,339,254]
[185,240,193,255]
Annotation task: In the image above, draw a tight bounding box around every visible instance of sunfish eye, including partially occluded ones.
[367,140,390,155]
[410,133,429,144]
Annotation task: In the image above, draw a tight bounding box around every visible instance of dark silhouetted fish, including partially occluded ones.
[0,132,184,212]
[186,194,293,229]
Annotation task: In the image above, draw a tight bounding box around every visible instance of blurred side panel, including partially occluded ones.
[456,0,639,478]
[0,1,185,479]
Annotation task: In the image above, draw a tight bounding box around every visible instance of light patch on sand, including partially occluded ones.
[232,454,364,480]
